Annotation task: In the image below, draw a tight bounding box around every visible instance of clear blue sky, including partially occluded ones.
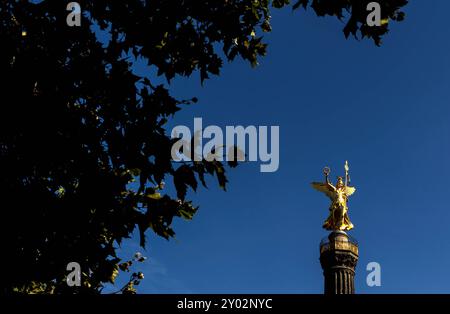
[104,1,450,294]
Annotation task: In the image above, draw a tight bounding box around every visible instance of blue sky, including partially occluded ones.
[104,1,450,294]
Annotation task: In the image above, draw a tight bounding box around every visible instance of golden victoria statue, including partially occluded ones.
[311,161,356,231]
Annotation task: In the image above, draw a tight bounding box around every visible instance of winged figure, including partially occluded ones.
[311,162,356,231]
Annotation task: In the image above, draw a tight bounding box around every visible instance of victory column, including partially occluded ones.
[312,161,359,294]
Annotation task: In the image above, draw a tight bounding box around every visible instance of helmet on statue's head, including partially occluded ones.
[336,176,344,187]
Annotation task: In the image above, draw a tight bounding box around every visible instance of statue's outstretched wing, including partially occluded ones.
[311,182,335,199]
[345,186,356,196]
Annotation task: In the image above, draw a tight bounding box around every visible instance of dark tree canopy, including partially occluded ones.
[0,0,407,294]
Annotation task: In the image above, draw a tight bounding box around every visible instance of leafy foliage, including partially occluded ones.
[109,252,146,294]
[0,0,407,294]
[293,0,408,46]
